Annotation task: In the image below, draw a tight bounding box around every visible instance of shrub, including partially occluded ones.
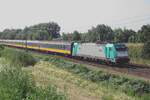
[101,94,114,100]
[1,48,37,67]
[0,45,4,56]
[127,44,143,59]
[140,94,150,100]
[0,45,4,50]
[85,70,109,82]
[142,41,150,59]
[69,64,90,74]
[26,86,66,100]
[45,56,150,99]
[0,64,66,100]
[0,66,33,100]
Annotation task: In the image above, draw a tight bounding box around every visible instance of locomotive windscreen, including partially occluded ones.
[114,44,127,51]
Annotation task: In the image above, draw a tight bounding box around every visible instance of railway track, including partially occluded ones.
[53,55,150,80]
[6,46,150,80]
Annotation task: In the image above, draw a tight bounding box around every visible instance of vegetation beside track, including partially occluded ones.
[0,47,66,100]
[25,61,135,100]
[39,56,150,100]
[127,43,150,66]
[0,46,150,100]
[0,46,37,67]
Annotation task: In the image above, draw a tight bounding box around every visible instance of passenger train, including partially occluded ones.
[0,40,130,64]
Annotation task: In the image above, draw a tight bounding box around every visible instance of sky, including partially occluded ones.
[0,0,150,33]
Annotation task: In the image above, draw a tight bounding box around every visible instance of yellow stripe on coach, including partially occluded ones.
[6,43,71,55]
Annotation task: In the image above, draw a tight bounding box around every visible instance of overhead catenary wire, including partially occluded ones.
[107,14,150,30]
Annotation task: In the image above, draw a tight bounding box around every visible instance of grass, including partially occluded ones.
[22,46,150,100]
[40,56,150,100]
[1,46,150,100]
[0,47,37,67]
[24,61,135,100]
[127,43,150,66]
[0,47,66,100]
[0,59,66,100]
[0,66,31,100]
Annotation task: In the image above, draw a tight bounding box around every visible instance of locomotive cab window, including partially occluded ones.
[109,47,112,51]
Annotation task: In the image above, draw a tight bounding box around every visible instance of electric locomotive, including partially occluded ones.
[71,42,129,63]
[0,39,130,64]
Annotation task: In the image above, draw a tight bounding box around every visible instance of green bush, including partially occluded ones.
[101,94,114,100]
[26,86,66,100]
[140,94,150,100]
[0,45,4,50]
[1,48,37,67]
[0,64,66,100]
[85,70,110,82]
[142,41,150,59]
[0,66,33,100]
[45,56,150,99]
[127,44,143,59]
[127,43,150,65]
[0,45,4,56]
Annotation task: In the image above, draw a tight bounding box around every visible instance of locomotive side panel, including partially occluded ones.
[74,43,106,59]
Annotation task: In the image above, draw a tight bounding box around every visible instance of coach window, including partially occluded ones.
[52,44,55,48]
[49,44,53,48]
[63,45,66,49]
[56,45,58,49]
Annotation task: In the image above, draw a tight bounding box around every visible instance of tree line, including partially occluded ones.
[0,22,60,40]
[0,22,149,44]
[62,24,150,44]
